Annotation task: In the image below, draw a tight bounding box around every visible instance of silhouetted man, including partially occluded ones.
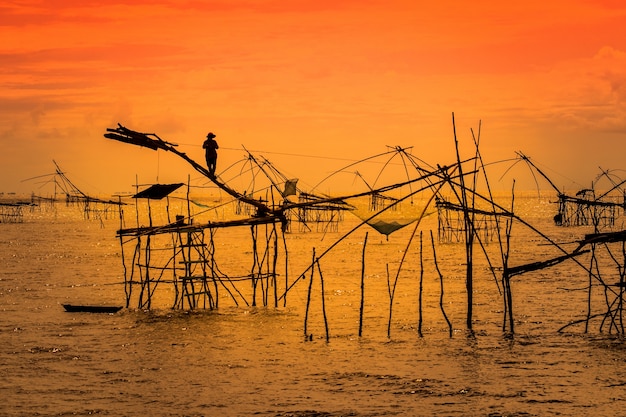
[203,132,219,176]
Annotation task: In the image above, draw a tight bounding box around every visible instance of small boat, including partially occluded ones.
[62,304,123,313]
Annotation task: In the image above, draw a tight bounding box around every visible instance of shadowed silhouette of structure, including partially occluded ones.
[103,121,626,337]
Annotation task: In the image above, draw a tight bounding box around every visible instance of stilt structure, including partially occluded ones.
[370,192,398,212]
[293,192,350,233]
[503,229,626,335]
[106,124,290,309]
[516,152,625,228]
[52,161,125,220]
[554,189,624,228]
[103,121,626,337]
[26,160,125,220]
[0,202,32,223]
[116,181,287,309]
[436,197,502,243]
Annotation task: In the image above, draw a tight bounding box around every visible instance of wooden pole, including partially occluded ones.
[282,226,289,308]
[430,230,452,337]
[317,259,330,342]
[359,232,368,337]
[251,225,258,306]
[418,231,424,337]
[386,263,393,338]
[504,182,515,333]
[451,112,474,331]
[303,248,315,340]
[118,195,130,308]
[272,223,279,308]
[617,242,626,335]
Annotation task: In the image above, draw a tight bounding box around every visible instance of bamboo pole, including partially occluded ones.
[497,181,512,332]
[586,244,597,333]
[451,112,473,331]
[386,263,394,339]
[359,232,368,337]
[251,225,258,306]
[118,196,130,308]
[430,230,452,337]
[386,181,444,338]
[303,248,315,340]
[418,231,424,338]
[282,226,289,308]
[272,223,279,308]
[280,174,454,302]
[617,242,626,334]
[317,259,330,342]
[129,239,140,307]
[208,229,222,308]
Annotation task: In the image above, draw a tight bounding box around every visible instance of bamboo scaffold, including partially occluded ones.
[553,185,625,228]
[0,202,33,223]
[435,197,504,244]
[105,124,292,310]
[103,120,626,338]
[515,152,625,228]
[116,183,287,310]
[23,160,126,221]
[294,192,351,233]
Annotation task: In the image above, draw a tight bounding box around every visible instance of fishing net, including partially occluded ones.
[348,194,434,236]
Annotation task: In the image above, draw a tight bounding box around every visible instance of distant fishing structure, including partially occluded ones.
[24,160,125,221]
[0,201,33,223]
[435,196,504,244]
[514,152,625,228]
[102,115,626,337]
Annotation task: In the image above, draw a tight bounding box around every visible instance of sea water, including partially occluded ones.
[1,194,626,416]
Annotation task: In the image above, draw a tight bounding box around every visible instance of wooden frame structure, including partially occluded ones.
[116,182,287,310]
[0,202,32,223]
[435,197,502,244]
[103,120,626,337]
[554,191,624,228]
[26,160,125,221]
[516,152,625,228]
[291,192,350,233]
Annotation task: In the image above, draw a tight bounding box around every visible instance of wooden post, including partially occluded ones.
[418,231,424,337]
[504,182,515,334]
[359,232,368,337]
[430,230,452,337]
[251,225,258,306]
[282,227,289,308]
[451,112,474,331]
[386,263,393,338]
[303,248,315,340]
[318,259,330,342]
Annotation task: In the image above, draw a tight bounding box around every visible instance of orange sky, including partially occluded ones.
[1,0,625,196]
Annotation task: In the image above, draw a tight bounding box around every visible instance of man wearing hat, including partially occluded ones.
[203,132,219,176]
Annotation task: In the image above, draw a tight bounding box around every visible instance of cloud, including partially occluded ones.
[542,46,626,133]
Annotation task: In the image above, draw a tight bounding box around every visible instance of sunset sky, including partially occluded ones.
[1,0,625,196]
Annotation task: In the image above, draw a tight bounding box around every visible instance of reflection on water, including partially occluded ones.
[1,197,626,416]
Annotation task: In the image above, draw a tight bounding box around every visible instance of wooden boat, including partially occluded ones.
[62,304,123,313]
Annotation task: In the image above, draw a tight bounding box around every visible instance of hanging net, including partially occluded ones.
[349,193,434,236]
